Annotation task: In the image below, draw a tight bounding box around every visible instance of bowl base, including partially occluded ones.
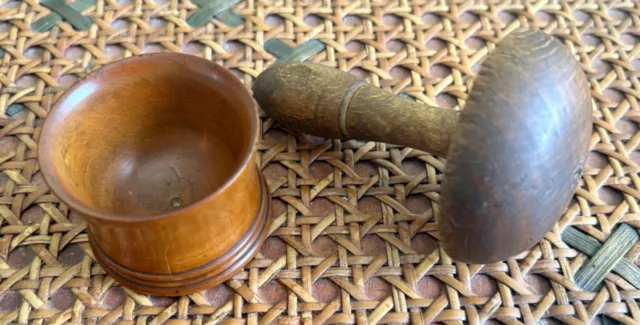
[88,171,272,296]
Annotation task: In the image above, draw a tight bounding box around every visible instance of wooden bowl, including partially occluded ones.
[38,53,271,296]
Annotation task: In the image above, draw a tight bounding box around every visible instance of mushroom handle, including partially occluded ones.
[253,62,460,157]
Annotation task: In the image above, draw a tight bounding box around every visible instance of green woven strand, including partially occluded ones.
[563,227,640,289]
[572,225,639,291]
[264,39,325,64]
[35,0,92,31]
[187,0,240,27]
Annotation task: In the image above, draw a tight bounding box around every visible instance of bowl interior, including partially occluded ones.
[40,55,255,218]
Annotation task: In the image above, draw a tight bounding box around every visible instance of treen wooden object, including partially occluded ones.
[38,53,271,295]
[253,28,593,264]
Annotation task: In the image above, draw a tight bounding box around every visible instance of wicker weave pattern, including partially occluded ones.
[0,0,639,324]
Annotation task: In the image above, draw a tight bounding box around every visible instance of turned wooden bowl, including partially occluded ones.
[38,53,271,296]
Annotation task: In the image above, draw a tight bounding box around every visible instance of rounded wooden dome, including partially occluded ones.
[440,29,592,263]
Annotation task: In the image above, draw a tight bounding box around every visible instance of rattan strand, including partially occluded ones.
[0,0,639,324]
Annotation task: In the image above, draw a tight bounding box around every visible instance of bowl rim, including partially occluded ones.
[38,52,260,223]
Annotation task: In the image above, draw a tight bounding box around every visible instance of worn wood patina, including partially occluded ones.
[254,28,593,264]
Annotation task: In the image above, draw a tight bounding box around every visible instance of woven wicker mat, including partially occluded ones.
[1,0,639,324]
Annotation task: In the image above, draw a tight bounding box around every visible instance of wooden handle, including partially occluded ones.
[253,63,460,156]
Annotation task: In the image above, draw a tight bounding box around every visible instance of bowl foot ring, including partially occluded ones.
[88,172,272,296]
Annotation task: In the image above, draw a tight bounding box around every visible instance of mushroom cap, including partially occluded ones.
[440,29,593,263]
